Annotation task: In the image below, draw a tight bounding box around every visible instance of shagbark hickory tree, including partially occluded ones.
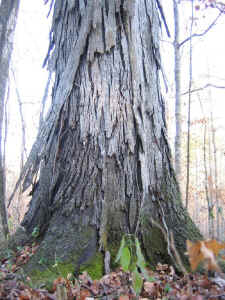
[19,0,201,273]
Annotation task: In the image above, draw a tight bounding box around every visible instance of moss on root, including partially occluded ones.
[19,251,104,290]
[141,224,171,269]
[79,252,104,279]
[22,262,75,290]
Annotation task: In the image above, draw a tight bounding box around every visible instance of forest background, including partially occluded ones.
[1,0,225,243]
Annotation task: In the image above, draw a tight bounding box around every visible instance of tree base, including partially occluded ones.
[15,210,201,287]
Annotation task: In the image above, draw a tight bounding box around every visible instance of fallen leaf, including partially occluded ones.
[78,289,91,300]
[200,241,220,271]
[156,263,169,272]
[204,240,225,257]
[143,281,158,297]
[79,271,92,285]
[52,277,66,292]
[118,295,129,300]
[90,280,100,295]
[186,240,225,271]
[186,240,204,271]
[190,295,204,300]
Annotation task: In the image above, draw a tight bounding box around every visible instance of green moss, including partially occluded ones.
[22,261,75,290]
[107,241,121,270]
[22,250,104,289]
[142,225,171,269]
[79,252,104,279]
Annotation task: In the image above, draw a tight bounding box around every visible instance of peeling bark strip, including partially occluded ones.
[18,0,201,271]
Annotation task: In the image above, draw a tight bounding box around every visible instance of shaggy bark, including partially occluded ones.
[19,0,201,275]
[0,0,20,239]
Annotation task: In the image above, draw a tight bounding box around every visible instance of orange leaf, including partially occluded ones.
[204,240,225,257]
[52,277,66,292]
[78,289,91,300]
[186,240,203,271]
[186,240,225,271]
[118,296,130,300]
[200,241,220,271]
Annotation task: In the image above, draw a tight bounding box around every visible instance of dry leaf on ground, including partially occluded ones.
[186,239,225,271]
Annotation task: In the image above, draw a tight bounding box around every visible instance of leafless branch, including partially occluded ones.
[156,0,171,38]
[11,68,28,159]
[214,1,225,13]
[44,0,55,18]
[47,0,54,18]
[179,11,222,48]
[160,39,173,46]
[181,83,225,96]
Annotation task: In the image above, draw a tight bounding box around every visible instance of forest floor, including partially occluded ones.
[1,241,225,300]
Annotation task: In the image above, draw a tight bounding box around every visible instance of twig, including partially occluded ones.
[155,0,171,38]
[44,0,55,18]
[179,11,222,48]
[181,83,225,96]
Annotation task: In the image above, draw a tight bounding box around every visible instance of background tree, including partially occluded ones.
[171,0,224,208]
[0,0,20,240]
[173,0,182,184]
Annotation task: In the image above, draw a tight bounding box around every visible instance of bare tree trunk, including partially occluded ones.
[209,99,219,239]
[193,156,200,227]
[208,127,215,238]
[203,121,214,239]
[218,152,224,241]
[0,0,20,239]
[185,1,194,210]
[203,124,209,238]
[11,0,201,277]
[173,0,182,183]
[11,67,28,224]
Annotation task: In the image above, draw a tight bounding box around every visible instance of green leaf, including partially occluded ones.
[135,238,146,269]
[120,247,131,271]
[209,210,214,218]
[132,267,143,295]
[218,207,222,214]
[115,236,126,263]
[129,260,137,272]
[140,266,151,281]
[164,283,171,293]
[135,237,152,281]
[148,276,156,282]
[32,226,40,238]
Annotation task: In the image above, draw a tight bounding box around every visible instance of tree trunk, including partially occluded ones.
[173,0,182,184]
[210,101,219,240]
[0,0,20,239]
[19,0,201,278]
